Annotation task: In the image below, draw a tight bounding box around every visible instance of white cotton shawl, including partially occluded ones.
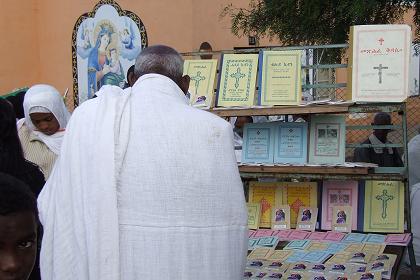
[408,134,420,189]
[22,84,70,155]
[38,74,248,280]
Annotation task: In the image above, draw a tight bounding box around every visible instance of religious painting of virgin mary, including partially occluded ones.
[72,0,147,106]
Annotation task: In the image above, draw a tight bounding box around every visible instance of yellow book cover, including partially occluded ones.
[183,59,218,107]
[363,181,404,233]
[249,181,284,228]
[259,50,302,106]
[282,182,318,228]
[216,53,259,107]
[347,24,411,102]
[247,202,261,230]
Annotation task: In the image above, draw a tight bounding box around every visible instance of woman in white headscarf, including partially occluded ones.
[17,84,70,179]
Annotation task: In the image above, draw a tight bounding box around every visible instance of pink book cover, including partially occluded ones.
[273,230,293,240]
[308,231,328,241]
[323,231,346,242]
[385,233,411,244]
[254,229,276,237]
[321,181,358,230]
[249,230,256,238]
[289,230,310,240]
[270,230,281,236]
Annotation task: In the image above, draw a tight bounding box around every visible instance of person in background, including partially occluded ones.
[124,65,137,88]
[0,98,45,197]
[408,130,420,188]
[199,41,213,59]
[353,112,403,167]
[400,129,420,276]
[0,173,39,280]
[17,85,70,179]
[5,90,26,120]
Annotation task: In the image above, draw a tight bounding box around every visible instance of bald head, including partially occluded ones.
[373,112,392,142]
[373,112,391,126]
[134,45,184,84]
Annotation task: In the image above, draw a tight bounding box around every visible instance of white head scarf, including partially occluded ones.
[22,84,71,155]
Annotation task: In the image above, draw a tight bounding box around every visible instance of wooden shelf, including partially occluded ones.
[238,164,405,181]
[239,164,369,175]
[209,103,352,117]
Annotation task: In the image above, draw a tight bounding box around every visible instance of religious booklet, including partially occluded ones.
[247,202,262,230]
[331,205,353,233]
[248,181,284,228]
[359,181,404,233]
[271,204,291,230]
[282,182,318,228]
[273,122,308,164]
[258,50,302,106]
[183,59,218,107]
[267,250,293,261]
[296,206,318,231]
[347,24,411,102]
[216,53,259,107]
[247,247,274,260]
[242,122,275,163]
[308,115,346,164]
[321,181,358,231]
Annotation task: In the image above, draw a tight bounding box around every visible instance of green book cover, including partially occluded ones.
[309,114,346,164]
[363,181,404,233]
[183,59,218,107]
[216,53,259,107]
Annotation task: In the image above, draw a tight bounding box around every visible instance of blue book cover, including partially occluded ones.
[273,122,308,164]
[302,251,331,263]
[325,242,348,254]
[365,233,386,243]
[257,50,264,105]
[283,239,311,250]
[256,236,280,248]
[242,122,275,163]
[342,232,368,243]
[214,53,224,107]
[285,251,308,263]
[357,180,366,231]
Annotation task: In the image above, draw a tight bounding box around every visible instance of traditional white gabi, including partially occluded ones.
[38,74,248,280]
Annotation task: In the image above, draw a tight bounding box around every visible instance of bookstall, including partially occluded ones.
[211,102,412,280]
[181,24,415,280]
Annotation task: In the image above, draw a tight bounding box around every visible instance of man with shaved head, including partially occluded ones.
[38,45,247,280]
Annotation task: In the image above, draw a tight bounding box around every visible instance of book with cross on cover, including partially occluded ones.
[216,53,259,107]
[360,181,404,233]
[248,181,284,228]
[347,24,411,102]
[281,182,318,228]
[183,59,218,108]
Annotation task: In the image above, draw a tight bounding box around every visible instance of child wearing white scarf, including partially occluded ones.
[17,84,70,179]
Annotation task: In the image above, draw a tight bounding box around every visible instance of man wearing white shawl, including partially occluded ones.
[38,45,248,280]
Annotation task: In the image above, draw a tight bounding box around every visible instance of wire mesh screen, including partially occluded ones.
[298,44,419,162]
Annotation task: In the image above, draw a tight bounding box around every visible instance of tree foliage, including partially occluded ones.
[222,0,419,48]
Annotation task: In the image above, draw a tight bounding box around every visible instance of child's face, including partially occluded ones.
[110,50,118,62]
[0,212,37,280]
[30,112,60,135]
